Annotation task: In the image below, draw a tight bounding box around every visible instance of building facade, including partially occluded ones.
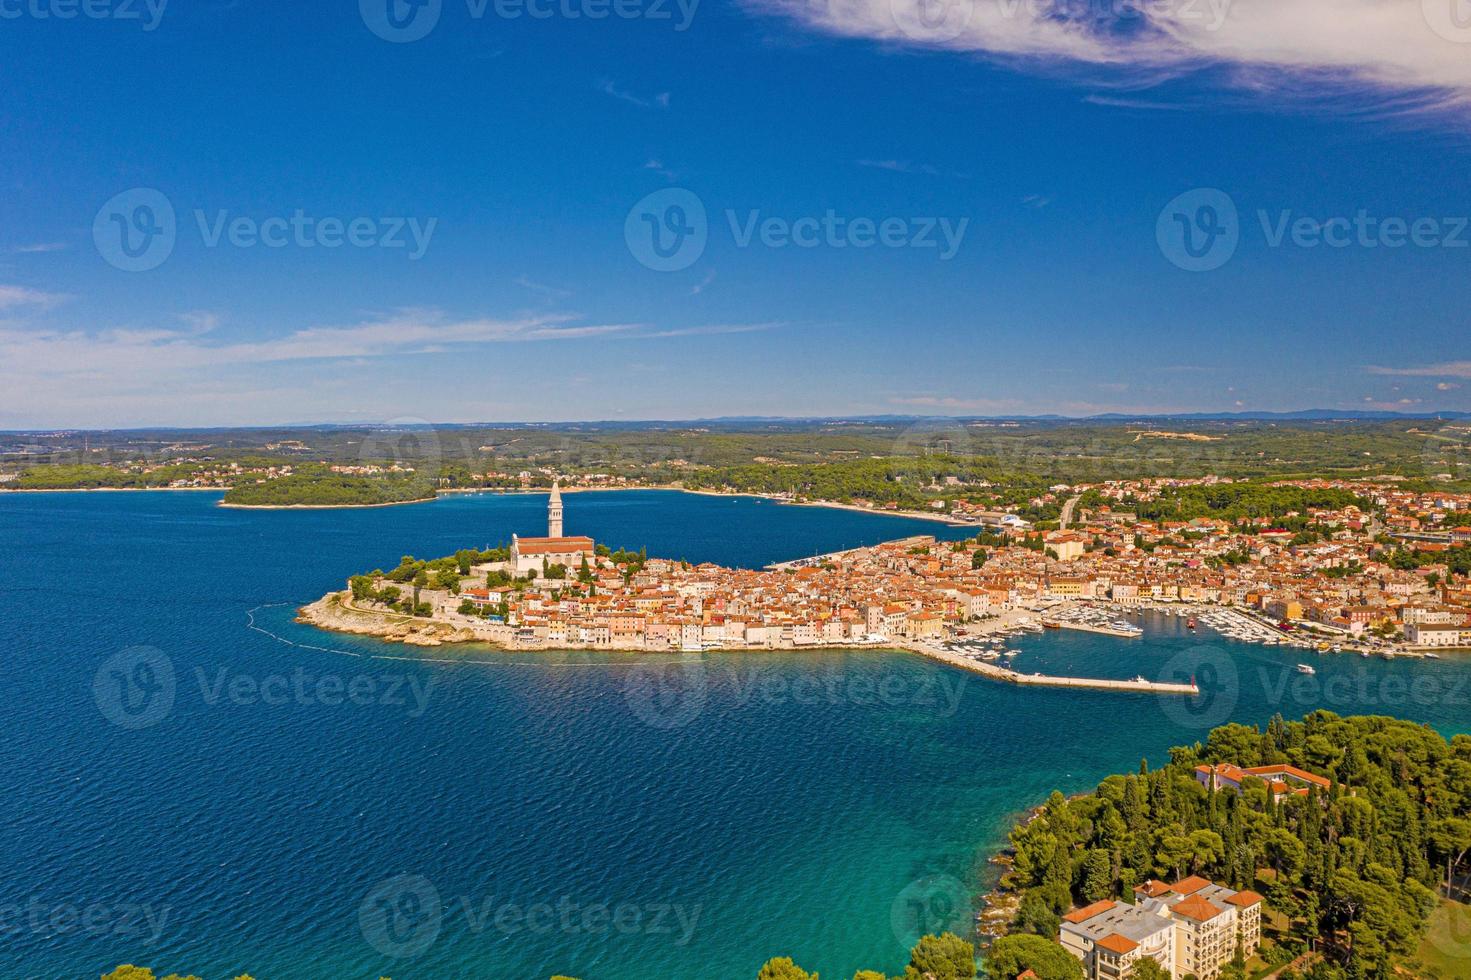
[508,481,596,576]
[1061,877,1262,980]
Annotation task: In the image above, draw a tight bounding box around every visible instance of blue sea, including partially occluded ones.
[3,489,1468,980]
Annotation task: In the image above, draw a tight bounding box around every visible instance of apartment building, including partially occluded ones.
[1060,877,1262,980]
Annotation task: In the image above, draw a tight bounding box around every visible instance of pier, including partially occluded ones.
[1043,619,1141,639]
[913,643,1199,696]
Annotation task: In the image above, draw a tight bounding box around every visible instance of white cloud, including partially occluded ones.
[0,284,67,309]
[745,0,1471,110]
[889,394,1023,412]
[1369,361,1471,378]
[598,80,671,109]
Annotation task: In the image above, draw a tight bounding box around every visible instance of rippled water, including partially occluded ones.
[2,490,1466,980]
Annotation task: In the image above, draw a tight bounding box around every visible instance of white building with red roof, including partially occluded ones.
[509,481,596,575]
[1060,877,1262,980]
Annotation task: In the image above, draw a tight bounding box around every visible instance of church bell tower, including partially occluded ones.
[548,480,563,538]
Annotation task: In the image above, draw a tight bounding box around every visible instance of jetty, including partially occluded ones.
[912,643,1199,696]
[1043,618,1141,639]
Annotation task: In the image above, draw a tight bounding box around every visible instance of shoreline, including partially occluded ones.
[217,495,437,510]
[2,482,983,524]
[296,592,1195,695]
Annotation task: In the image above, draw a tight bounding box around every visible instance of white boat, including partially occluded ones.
[1296,664,1316,675]
[1425,652,1441,659]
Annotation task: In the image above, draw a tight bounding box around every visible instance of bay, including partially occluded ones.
[2,490,1466,980]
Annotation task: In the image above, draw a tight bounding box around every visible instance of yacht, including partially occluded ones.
[1295,664,1316,675]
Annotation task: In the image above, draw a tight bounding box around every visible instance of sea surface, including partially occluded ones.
[2,489,1467,980]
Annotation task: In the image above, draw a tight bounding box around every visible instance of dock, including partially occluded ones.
[912,643,1199,696]
[1043,619,1141,639]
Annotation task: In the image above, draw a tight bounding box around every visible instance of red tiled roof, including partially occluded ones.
[1135,880,1172,898]
[514,536,595,555]
[1171,875,1212,896]
[1063,900,1117,923]
[1172,894,1225,922]
[1096,933,1140,955]
[1227,890,1265,907]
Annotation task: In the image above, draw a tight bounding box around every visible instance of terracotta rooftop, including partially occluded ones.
[1227,890,1265,907]
[1096,932,1140,955]
[1171,875,1212,896]
[513,536,596,555]
[1172,894,1225,922]
[1063,899,1117,924]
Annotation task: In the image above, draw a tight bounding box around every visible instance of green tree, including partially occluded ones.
[903,932,976,980]
[758,957,818,980]
[983,933,1083,980]
[1128,960,1171,980]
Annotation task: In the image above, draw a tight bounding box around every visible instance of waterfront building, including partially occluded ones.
[1060,877,1262,980]
[1405,623,1471,648]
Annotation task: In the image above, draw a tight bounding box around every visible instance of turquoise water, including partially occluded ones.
[2,490,1467,980]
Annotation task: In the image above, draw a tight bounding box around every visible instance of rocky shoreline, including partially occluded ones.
[296,592,481,647]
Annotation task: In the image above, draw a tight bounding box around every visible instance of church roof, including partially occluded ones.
[514,536,594,555]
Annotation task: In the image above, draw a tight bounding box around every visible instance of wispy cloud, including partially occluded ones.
[689,269,717,295]
[1083,94,1189,112]
[1369,361,1471,378]
[598,79,670,109]
[637,321,782,339]
[746,0,1471,112]
[643,158,678,180]
[513,275,572,300]
[11,242,68,254]
[888,394,1022,412]
[857,158,969,178]
[1020,193,1052,209]
[0,284,67,309]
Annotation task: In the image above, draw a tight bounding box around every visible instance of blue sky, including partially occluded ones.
[1,0,1470,427]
